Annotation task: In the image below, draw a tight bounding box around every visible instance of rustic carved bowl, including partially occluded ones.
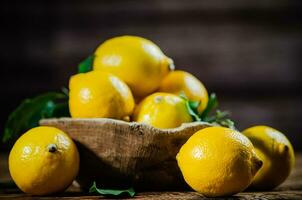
[40,118,212,191]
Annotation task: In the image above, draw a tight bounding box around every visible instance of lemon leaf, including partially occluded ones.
[78,55,94,73]
[204,110,236,130]
[2,92,70,143]
[179,93,201,121]
[89,181,135,197]
[178,91,188,100]
[188,101,200,111]
[61,87,69,97]
[199,94,236,129]
[205,110,229,122]
[199,93,218,120]
[219,118,236,129]
[186,100,201,121]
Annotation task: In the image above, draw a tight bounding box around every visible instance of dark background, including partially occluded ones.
[1,0,302,150]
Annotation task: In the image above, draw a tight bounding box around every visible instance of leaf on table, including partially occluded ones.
[2,92,70,143]
[78,55,95,73]
[89,181,135,197]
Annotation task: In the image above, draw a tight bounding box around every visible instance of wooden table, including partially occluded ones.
[0,154,301,199]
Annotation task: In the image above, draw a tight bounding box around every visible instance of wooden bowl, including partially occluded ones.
[40,118,212,191]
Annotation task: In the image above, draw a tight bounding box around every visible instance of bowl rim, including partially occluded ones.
[40,117,213,135]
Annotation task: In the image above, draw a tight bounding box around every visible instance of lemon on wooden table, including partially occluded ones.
[158,70,209,113]
[93,35,174,98]
[177,127,263,197]
[69,70,135,119]
[242,125,295,190]
[9,126,79,195]
[132,92,193,129]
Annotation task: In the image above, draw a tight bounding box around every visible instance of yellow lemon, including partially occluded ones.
[242,125,295,190]
[9,126,79,195]
[69,71,135,119]
[93,35,174,98]
[177,127,263,197]
[133,92,193,129]
[158,70,208,113]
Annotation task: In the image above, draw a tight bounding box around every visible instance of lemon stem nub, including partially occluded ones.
[282,145,289,154]
[284,145,289,152]
[255,160,263,170]
[48,144,57,153]
[278,144,289,155]
[251,157,263,175]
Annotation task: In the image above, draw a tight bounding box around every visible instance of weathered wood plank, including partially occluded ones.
[0,154,301,199]
[0,191,302,199]
[2,24,302,91]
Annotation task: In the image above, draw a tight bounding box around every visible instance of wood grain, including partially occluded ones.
[0,155,301,199]
[0,149,301,199]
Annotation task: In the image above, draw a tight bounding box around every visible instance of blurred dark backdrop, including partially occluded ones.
[1,1,302,150]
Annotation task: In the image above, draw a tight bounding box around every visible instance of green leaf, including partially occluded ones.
[179,93,201,121]
[185,100,201,121]
[204,110,236,130]
[2,92,70,143]
[200,93,218,120]
[179,92,236,128]
[219,118,236,129]
[78,55,94,73]
[89,181,135,197]
[61,87,69,97]
[205,110,229,122]
[188,101,200,111]
[178,91,187,100]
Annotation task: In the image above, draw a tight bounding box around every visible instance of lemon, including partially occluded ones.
[177,127,263,197]
[158,70,208,113]
[132,92,193,129]
[242,125,295,190]
[9,126,79,195]
[69,71,135,119]
[93,35,174,98]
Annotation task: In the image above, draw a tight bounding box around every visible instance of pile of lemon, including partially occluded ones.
[69,36,209,129]
[8,36,295,197]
